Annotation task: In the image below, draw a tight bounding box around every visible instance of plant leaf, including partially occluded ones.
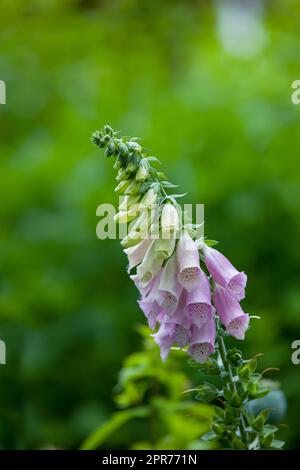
[80,407,149,450]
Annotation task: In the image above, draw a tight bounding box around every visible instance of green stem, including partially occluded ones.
[217,334,249,448]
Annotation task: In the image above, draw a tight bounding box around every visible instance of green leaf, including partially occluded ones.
[187,357,219,375]
[212,422,224,435]
[239,359,257,379]
[224,410,235,425]
[157,171,167,180]
[270,439,285,449]
[194,382,220,403]
[105,142,116,157]
[161,181,179,189]
[232,436,247,450]
[168,193,188,199]
[227,348,243,366]
[223,388,233,402]
[201,431,218,442]
[147,156,161,164]
[252,414,265,431]
[80,407,149,450]
[253,388,270,399]
[214,406,225,419]
[139,181,155,195]
[260,432,275,448]
[261,424,278,435]
[204,239,219,247]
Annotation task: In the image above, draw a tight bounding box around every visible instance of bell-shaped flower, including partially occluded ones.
[213,285,249,340]
[176,231,202,292]
[138,297,162,330]
[153,322,176,361]
[130,269,161,297]
[157,254,182,315]
[136,240,164,287]
[186,271,214,327]
[136,162,149,182]
[153,309,190,359]
[155,233,176,260]
[203,244,247,301]
[138,272,164,330]
[171,296,191,348]
[140,188,158,210]
[124,179,141,195]
[188,319,216,363]
[124,237,152,271]
[161,203,180,237]
[121,209,152,248]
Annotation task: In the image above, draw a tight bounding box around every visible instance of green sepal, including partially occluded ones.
[232,436,247,450]
[270,439,285,449]
[200,431,218,442]
[194,382,220,403]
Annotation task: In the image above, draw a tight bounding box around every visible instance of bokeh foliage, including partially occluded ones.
[81,326,214,450]
[0,0,299,449]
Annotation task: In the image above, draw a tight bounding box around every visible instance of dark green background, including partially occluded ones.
[0,0,299,449]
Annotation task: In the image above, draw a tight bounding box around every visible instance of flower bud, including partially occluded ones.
[136,163,148,182]
[115,179,131,194]
[114,205,139,224]
[127,141,142,153]
[117,142,129,156]
[113,156,122,171]
[118,195,140,212]
[155,235,176,259]
[121,209,151,247]
[140,188,158,209]
[105,142,116,157]
[126,156,138,174]
[125,180,141,195]
[121,230,142,248]
[104,124,113,136]
[161,203,180,234]
[91,131,104,147]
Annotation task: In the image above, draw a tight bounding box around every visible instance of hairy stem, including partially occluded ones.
[217,334,249,447]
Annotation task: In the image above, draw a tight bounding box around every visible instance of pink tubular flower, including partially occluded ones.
[188,320,216,363]
[124,238,152,271]
[214,284,249,340]
[153,295,191,358]
[153,322,176,361]
[186,271,214,328]
[138,297,161,330]
[171,295,191,347]
[136,240,164,287]
[137,273,163,329]
[177,231,202,292]
[203,244,247,301]
[157,254,182,315]
[130,269,161,297]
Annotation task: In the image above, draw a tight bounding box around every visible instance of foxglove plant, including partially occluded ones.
[92,125,285,450]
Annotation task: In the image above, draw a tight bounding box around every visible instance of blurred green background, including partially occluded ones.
[0,0,300,450]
